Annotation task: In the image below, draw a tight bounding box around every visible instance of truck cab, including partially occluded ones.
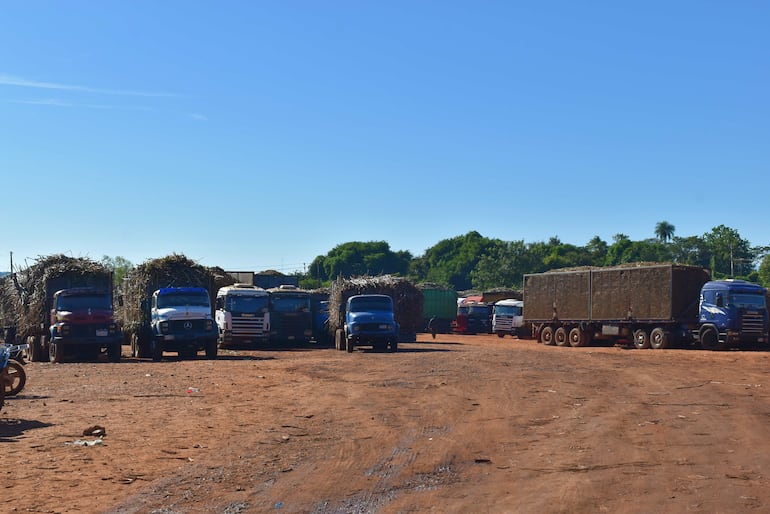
[267,285,313,344]
[48,287,122,363]
[150,287,218,360]
[492,298,524,338]
[338,294,399,353]
[698,279,769,350]
[215,284,269,348]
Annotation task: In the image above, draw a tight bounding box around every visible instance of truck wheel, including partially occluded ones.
[151,342,163,361]
[540,326,555,346]
[27,336,41,362]
[699,326,723,351]
[346,337,354,353]
[49,340,64,363]
[389,340,398,352]
[650,327,670,350]
[205,339,218,359]
[555,327,569,347]
[633,329,650,349]
[3,360,27,396]
[496,332,505,338]
[107,343,122,363]
[568,327,586,347]
[335,329,344,351]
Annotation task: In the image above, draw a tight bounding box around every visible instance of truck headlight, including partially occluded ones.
[352,325,360,333]
[160,321,169,334]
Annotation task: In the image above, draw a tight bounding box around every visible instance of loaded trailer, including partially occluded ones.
[523,263,769,350]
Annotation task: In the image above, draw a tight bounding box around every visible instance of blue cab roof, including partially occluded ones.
[156,287,208,296]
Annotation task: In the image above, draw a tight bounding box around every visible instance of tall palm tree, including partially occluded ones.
[654,221,676,242]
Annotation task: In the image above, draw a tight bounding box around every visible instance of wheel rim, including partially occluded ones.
[568,327,584,347]
[541,327,554,345]
[555,327,568,346]
[650,328,668,349]
[633,330,650,349]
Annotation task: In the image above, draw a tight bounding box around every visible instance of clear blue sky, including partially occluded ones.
[2,1,768,273]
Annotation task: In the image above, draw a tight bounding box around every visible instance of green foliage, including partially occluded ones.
[100,255,134,286]
[308,241,411,282]
[298,224,766,292]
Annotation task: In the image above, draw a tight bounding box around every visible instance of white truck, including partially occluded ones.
[492,298,525,338]
[215,284,270,348]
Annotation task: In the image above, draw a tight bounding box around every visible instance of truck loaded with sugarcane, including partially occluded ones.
[523,263,769,350]
[0,255,122,363]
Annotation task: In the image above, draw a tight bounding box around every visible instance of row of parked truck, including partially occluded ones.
[2,257,768,362]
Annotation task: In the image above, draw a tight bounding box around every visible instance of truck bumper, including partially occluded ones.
[52,335,122,347]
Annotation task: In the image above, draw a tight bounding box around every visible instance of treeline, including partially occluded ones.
[95,223,770,292]
[302,223,770,291]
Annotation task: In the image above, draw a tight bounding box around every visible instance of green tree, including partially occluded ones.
[654,221,676,242]
[309,241,411,281]
[703,225,752,278]
[471,240,528,290]
[100,255,134,287]
[412,231,497,290]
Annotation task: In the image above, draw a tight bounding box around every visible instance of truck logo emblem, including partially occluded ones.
[184,321,192,330]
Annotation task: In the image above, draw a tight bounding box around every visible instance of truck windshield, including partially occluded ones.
[728,294,767,309]
[226,295,268,313]
[157,293,210,308]
[57,294,111,311]
[271,295,310,313]
[494,305,522,316]
[467,305,491,317]
[349,297,392,312]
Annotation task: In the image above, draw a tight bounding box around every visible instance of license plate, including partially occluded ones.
[96,329,108,337]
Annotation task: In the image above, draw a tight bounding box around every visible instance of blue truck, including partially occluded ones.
[336,294,399,353]
[523,264,769,350]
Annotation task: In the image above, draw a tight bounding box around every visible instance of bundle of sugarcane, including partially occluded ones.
[327,275,423,336]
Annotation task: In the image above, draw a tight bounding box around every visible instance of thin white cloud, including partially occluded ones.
[9,98,152,111]
[0,73,179,98]
[189,113,208,121]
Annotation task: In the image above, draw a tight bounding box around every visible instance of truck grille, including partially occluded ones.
[741,313,765,334]
[68,324,113,337]
[232,316,267,336]
[168,319,208,332]
[358,323,390,332]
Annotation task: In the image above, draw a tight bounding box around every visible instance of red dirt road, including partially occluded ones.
[3,334,770,513]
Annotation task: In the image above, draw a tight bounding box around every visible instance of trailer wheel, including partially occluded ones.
[699,326,723,351]
[555,327,569,346]
[3,360,27,396]
[568,327,587,347]
[633,329,651,349]
[540,326,555,345]
[650,328,670,350]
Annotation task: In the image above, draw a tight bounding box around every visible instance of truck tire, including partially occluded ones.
[496,332,505,338]
[152,341,163,361]
[27,336,41,362]
[554,327,569,347]
[650,327,670,350]
[568,327,587,347]
[540,326,555,346]
[49,340,64,363]
[699,326,723,351]
[107,343,122,363]
[389,339,398,352]
[633,329,650,350]
[205,339,218,359]
[335,329,345,351]
[346,337,354,353]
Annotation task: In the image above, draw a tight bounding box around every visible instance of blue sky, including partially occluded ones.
[2,1,768,273]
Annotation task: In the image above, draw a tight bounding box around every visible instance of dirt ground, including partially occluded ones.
[3,333,770,514]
